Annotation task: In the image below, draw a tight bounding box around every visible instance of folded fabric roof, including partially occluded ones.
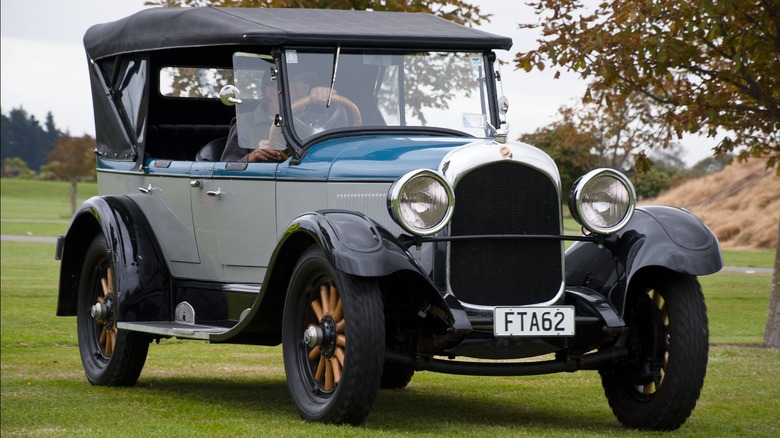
[84,7,513,60]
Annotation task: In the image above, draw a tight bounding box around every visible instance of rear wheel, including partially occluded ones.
[379,363,415,389]
[77,234,150,386]
[282,247,384,425]
[600,271,708,430]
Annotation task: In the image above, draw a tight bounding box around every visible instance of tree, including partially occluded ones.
[2,157,36,179]
[516,0,780,348]
[1,107,64,171]
[516,0,779,169]
[519,89,684,199]
[144,0,489,26]
[632,169,670,199]
[43,135,97,214]
[768,226,780,347]
[519,111,598,196]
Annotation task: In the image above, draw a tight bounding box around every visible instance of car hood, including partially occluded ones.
[279,135,478,181]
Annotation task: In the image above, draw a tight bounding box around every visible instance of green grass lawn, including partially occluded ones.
[2,178,778,436]
[1,179,97,237]
[2,245,778,436]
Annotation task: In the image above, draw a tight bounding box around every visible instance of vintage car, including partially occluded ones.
[56,6,722,429]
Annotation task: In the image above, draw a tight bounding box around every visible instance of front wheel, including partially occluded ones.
[77,234,150,386]
[282,247,385,425]
[600,271,708,430]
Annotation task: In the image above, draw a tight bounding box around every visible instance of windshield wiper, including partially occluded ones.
[327,46,340,108]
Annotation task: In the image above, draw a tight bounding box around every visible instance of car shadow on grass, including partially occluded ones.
[369,386,620,433]
[129,374,620,433]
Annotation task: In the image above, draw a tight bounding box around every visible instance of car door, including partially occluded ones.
[191,161,280,283]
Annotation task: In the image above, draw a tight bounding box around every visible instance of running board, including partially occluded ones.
[117,322,230,340]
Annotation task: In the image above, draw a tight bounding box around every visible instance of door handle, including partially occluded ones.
[206,188,222,199]
[138,184,156,194]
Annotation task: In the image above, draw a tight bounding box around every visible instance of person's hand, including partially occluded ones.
[309,86,334,105]
[247,143,287,162]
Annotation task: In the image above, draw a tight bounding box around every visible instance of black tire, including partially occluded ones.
[600,271,708,431]
[282,247,385,425]
[77,234,150,386]
[379,363,415,389]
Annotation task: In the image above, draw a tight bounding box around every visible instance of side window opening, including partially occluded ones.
[159,66,234,98]
[92,56,149,161]
[147,65,236,161]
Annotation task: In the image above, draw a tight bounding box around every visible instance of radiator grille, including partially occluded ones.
[449,161,562,306]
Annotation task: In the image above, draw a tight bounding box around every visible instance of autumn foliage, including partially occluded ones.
[516,0,780,169]
[144,0,490,26]
[45,135,97,213]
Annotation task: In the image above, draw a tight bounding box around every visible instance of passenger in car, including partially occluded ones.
[220,72,333,162]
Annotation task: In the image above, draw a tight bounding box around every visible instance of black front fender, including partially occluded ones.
[565,205,722,314]
[282,210,426,277]
[214,209,438,345]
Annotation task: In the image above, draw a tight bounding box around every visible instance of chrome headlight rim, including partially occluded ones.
[569,168,636,235]
[387,169,455,236]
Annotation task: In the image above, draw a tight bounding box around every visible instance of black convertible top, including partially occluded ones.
[83,7,513,60]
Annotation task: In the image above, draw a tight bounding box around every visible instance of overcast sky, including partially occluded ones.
[1,0,715,165]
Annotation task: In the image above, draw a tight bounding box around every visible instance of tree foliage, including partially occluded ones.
[519,87,685,198]
[519,114,597,196]
[1,107,64,171]
[2,157,36,179]
[516,0,780,171]
[144,0,489,26]
[42,135,97,214]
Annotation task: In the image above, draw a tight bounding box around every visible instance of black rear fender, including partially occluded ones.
[56,196,171,321]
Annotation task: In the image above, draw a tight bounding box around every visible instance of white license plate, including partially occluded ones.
[494,306,575,337]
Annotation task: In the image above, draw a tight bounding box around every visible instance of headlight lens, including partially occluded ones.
[388,169,454,236]
[569,169,636,234]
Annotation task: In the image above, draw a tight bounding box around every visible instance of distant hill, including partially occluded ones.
[645,159,779,249]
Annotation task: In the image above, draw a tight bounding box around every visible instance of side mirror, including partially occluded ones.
[219,85,242,106]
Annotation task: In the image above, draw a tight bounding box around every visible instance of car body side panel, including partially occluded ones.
[99,159,204,271]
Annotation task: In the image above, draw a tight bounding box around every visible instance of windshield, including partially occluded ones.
[282,49,496,143]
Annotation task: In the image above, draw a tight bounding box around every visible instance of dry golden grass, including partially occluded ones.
[646,159,779,249]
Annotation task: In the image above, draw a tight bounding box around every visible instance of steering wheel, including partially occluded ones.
[267,94,362,148]
[292,94,362,127]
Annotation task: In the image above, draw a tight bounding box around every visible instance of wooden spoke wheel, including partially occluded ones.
[600,271,708,431]
[282,246,384,425]
[304,283,347,392]
[76,234,149,386]
[91,265,117,358]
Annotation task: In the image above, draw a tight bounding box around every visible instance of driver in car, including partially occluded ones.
[220,72,333,162]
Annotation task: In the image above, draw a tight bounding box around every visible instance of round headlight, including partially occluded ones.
[569,169,636,234]
[388,169,454,236]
